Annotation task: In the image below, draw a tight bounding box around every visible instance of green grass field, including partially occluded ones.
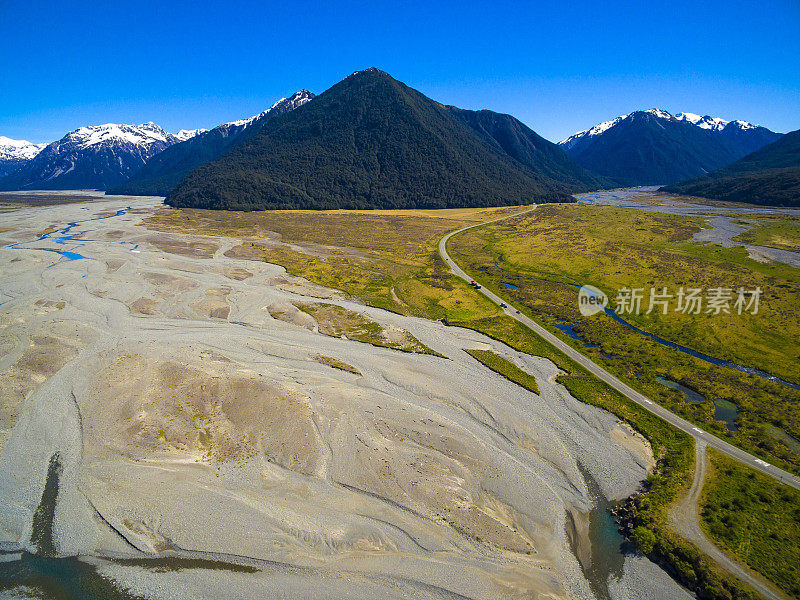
[701,449,800,598]
[314,354,361,375]
[464,348,540,395]
[144,206,513,322]
[731,214,800,253]
[294,302,440,355]
[447,203,800,475]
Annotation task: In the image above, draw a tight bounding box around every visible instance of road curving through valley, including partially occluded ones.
[438,206,800,492]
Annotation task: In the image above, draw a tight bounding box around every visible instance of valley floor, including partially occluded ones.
[446,187,800,598]
[0,195,693,599]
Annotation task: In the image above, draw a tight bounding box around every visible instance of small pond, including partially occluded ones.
[654,377,738,431]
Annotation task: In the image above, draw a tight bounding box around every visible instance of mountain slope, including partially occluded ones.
[446,107,609,189]
[109,91,314,196]
[716,121,783,157]
[0,136,47,177]
[662,129,800,206]
[559,110,781,186]
[167,68,600,211]
[0,123,200,191]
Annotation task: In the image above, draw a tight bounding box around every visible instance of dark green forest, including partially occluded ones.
[166,69,602,210]
[664,129,800,206]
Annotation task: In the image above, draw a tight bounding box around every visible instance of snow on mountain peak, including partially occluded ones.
[175,128,207,141]
[560,109,676,148]
[1,121,197,189]
[0,136,47,160]
[560,109,762,149]
[63,122,183,150]
[272,89,314,110]
[223,90,315,129]
[675,112,729,131]
[676,112,705,125]
[644,108,674,120]
[731,119,757,131]
[589,115,625,135]
[559,115,625,149]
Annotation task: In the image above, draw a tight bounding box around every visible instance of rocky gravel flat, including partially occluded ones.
[0,195,688,599]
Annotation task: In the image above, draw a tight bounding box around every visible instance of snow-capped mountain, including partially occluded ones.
[675,112,731,131]
[64,122,183,150]
[110,90,315,196]
[0,123,203,191]
[560,109,764,149]
[558,109,782,186]
[219,90,315,132]
[0,136,48,177]
[0,136,46,160]
[175,128,207,141]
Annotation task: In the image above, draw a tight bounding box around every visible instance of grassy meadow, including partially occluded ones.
[144,206,515,322]
[447,203,800,474]
[732,214,800,252]
[464,348,540,395]
[701,449,800,598]
[294,302,440,355]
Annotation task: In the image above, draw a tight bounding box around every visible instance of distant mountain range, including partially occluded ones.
[0,137,48,178]
[559,109,782,186]
[1,75,790,207]
[165,68,604,210]
[662,128,800,206]
[109,91,315,196]
[0,123,205,191]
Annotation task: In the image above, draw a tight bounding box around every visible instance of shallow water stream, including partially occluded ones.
[5,207,136,265]
[569,465,628,600]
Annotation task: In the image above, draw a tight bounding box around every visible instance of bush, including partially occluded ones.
[633,526,657,554]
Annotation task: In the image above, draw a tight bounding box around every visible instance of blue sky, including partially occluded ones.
[1,0,798,144]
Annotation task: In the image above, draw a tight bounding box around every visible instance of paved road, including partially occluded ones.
[439,209,800,492]
[670,443,789,600]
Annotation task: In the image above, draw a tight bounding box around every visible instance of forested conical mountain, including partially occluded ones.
[662,129,800,206]
[559,109,781,186]
[109,91,314,196]
[0,123,199,191]
[166,68,603,210]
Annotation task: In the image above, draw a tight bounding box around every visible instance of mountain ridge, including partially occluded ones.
[0,123,203,190]
[165,68,603,210]
[559,109,782,186]
[662,128,800,206]
[446,106,610,190]
[0,136,48,177]
[108,90,314,196]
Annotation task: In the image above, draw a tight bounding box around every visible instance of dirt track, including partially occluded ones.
[669,443,789,600]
